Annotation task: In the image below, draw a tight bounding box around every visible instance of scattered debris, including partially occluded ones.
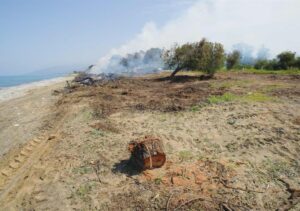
[73,72,119,86]
[128,136,166,170]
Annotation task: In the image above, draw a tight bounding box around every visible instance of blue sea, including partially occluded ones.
[0,72,68,88]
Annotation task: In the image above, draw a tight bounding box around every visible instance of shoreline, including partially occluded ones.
[0,76,73,103]
[0,76,72,157]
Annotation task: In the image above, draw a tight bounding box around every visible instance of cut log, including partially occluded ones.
[128,136,166,170]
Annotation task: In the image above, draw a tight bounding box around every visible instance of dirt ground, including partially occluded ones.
[0,71,299,210]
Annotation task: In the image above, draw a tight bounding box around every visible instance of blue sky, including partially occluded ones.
[0,0,194,75]
[1,0,300,75]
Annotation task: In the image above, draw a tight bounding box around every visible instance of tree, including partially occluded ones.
[163,39,225,78]
[254,59,268,70]
[295,57,300,69]
[163,43,195,77]
[226,50,241,70]
[277,51,296,70]
[208,42,225,75]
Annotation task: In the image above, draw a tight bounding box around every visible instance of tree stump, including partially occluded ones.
[128,136,166,170]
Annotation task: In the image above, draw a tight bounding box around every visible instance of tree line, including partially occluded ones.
[163,39,300,77]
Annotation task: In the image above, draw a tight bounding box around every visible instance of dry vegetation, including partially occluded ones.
[0,71,300,210]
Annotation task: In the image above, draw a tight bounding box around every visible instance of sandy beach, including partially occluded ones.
[0,76,73,103]
[0,76,72,157]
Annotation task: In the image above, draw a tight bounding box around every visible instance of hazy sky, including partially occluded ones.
[0,0,193,75]
[1,0,300,75]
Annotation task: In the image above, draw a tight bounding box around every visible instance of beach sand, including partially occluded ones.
[0,76,72,157]
[0,76,72,103]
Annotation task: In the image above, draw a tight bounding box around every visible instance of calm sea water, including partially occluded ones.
[0,73,67,88]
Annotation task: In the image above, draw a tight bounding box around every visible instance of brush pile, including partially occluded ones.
[73,72,119,86]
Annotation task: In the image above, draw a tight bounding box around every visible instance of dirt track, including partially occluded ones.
[0,72,299,210]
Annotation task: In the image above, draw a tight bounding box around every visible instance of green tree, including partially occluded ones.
[266,59,279,70]
[277,51,296,70]
[226,50,241,70]
[208,42,225,75]
[163,39,225,78]
[163,43,195,77]
[254,59,268,69]
[294,57,300,69]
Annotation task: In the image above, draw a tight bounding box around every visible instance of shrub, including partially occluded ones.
[208,93,237,104]
[226,50,241,70]
[254,59,269,70]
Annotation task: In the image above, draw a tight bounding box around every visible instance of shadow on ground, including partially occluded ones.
[112,157,143,176]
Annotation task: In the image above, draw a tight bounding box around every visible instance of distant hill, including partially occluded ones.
[29,64,87,77]
[0,64,88,87]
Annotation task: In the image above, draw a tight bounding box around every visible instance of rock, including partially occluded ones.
[227,119,236,125]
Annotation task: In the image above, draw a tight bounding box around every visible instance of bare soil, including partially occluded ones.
[0,71,299,210]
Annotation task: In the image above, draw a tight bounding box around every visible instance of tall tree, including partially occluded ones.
[277,51,296,70]
[226,50,241,70]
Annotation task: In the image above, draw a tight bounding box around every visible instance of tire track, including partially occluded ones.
[0,110,68,204]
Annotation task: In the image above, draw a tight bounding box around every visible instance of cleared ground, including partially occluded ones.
[0,71,299,210]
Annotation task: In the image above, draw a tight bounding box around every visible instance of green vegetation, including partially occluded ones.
[154,177,163,185]
[178,150,194,162]
[263,159,296,179]
[82,109,93,120]
[90,129,105,137]
[208,92,276,104]
[254,51,300,70]
[163,40,300,76]
[208,93,237,104]
[242,92,274,102]
[238,69,300,75]
[226,50,241,70]
[73,166,93,175]
[261,84,288,93]
[75,182,96,201]
[163,38,225,77]
[190,105,201,112]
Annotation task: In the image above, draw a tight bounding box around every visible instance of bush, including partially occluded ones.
[254,59,269,70]
[226,50,241,70]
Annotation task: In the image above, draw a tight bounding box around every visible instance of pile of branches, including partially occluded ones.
[73,72,119,86]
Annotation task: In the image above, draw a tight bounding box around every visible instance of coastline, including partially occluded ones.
[0,76,73,103]
[0,75,73,157]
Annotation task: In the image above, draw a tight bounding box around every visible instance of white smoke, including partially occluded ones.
[97,48,164,75]
[92,0,300,74]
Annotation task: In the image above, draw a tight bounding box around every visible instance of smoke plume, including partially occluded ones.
[96,48,164,75]
[92,0,300,74]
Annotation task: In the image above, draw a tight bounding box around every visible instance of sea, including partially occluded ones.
[0,72,68,88]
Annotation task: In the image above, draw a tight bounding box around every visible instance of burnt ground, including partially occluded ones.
[58,74,225,114]
[58,71,300,115]
[0,71,300,210]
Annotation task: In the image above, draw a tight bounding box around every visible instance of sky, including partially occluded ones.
[1,0,300,75]
[0,0,194,75]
